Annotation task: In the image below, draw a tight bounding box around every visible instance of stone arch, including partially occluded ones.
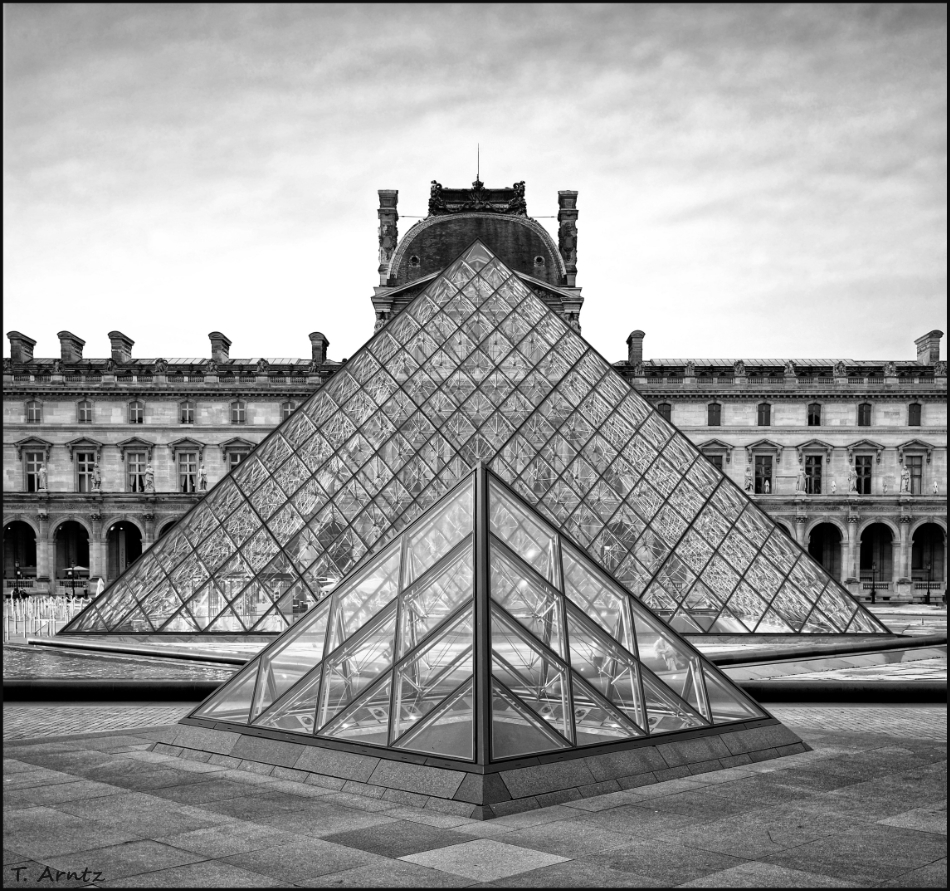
[3,520,38,580]
[806,521,843,581]
[51,516,93,539]
[805,516,847,540]
[52,519,91,581]
[102,515,146,538]
[857,517,900,541]
[909,516,947,538]
[2,514,40,538]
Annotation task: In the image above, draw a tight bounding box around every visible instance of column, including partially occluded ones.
[845,516,859,581]
[36,513,51,582]
[794,514,807,547]
[142,512,156,550]
[89,514,106,583]
[897,516,912,586]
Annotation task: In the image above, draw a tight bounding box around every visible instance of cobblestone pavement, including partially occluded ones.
[2,706,945,888]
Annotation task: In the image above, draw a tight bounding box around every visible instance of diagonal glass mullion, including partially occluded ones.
[491,675,572,750]
[388,673,472,750]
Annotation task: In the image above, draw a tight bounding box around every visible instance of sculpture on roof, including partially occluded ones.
[154,358,168,374]
[784,360,796,376]
[506,181,527,216]
[935,360,947,376]
[734,360,745,375]
[256,358,269,374]
[428,181,447,216]
[207,359,217,374]
[884,361,897,376]
[104,358,115,372]
[685,360,696,377]
[834,361,848,377]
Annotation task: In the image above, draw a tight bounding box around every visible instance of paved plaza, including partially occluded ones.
[3,705,945,888]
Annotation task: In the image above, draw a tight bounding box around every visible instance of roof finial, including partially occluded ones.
[477,143,480,184]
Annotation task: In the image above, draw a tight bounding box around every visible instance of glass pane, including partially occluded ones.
[325,541,401,653]
[570,672,643,746]
[490,543,565,660]
[317,607,397,729]
[403,477,475,585]
[491,680,568,760]
[641,669,707,735]
[491,606,572,743]
[398,542,473,659]
[561,543,634,654]
[192,664,258,724]
[255,666,323,734]
[565,606,645,731]
[394,677,474,760]
[703,667,765,723]
[489,479,560,585]
[392,608,474,743]
[251,598,331,721]
[321,675,392,747]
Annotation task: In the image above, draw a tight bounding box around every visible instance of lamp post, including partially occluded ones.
[67,563,76,601]
[925,561,932,606]
[870,561,877,605]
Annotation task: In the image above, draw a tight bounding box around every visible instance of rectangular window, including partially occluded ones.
[857,403,871,426]
[26,402,42,423]
[754,455,773,494]
[76,451,95,493]
[855,456,872,495]
[705,454,723,471]
[180,402,195,424]
[805,455,822,494]
[707,403,721,426]
[25,451,45,493]
[178,452,198,493]
[656,403,672,422]
[231,402,246,424]
[78,402,93,423]
[757,403,771,426]
[129,402,144,424]
[281,402,295,421]
[807,404,821,426]
[908,403,921,426]
[906,456,923,495]
[127,452,147,493]
[226,452,248,473]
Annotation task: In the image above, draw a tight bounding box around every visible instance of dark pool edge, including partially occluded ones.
[3,678,946,704]
[702,634,947,667]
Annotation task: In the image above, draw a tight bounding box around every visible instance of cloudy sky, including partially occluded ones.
[4,4,946,365]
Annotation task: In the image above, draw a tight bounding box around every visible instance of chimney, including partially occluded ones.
[626,330,645,366]
[209,331,232,364]
[377,189,399,285]
[107,330,134,364]
[914,330,943,365]
[309,332,329,365]
[7,331,36,364]
[557,190,579,287]
[57,330,85,363]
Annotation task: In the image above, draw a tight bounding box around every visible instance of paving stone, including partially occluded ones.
[237,759,275,776]
[229,734,302,769]
[655,734,733,768]
[298,858,474,887]
[384,786,431,808]
[146,778,262,805]
[498,759,596,799]
[453,772,511,805]
[196,791,315,820]
[602,837,749,884]
[365,760,466,799]
[293,745,380,782]
[162,822,297,857]
[424,797,478,818]
[323,821,473,858]
[502,818,634,858]
[2,779,124,808]
[485,855,658,887]
[400,838,570,881]
[678,860,857,887]
[305,772,346,790]
[617,771,660,790]
[40,839,207,882]
[98,858,285,887]
[253,802,398,837]
[269,765,312,783]
[879,858,947,888]
[878,806,948,834]
[652,765,693,782]
[342,779,389,798]
[573,803,704,840]
[582,745,667,782]
[562,790,644,812]
[223,837,387,882]
[174,724,240,756]
[206,753,242,768]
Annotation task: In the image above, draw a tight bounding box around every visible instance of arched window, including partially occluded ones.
[908,403,921,426]
[230,400,246,425]
[756,403,771,426]
[707,403,722,426]
[26,400,42,423]
[281,401,296,421]
[128,400,144,424]
[179,400,195,424]
[656,402,672,422]
[807,403,821,427]
[77,400,93,423]
[857,403,872,427]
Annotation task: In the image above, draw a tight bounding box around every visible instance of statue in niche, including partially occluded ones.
[559,219,577,263]
[92,462,101,492]
[848,465,858,493]
[144,464,155,493]
[882,480,888,495]
[899,464,911,493]
[796,462,807,493]
[37,464,48,490]
[506,181,527,216]
[428,181,447,215]
[831,479,837,495]
[734,359,745,375]
[834,361,848,377]
[784,360,796,376]
[884,361,897,376]
[934,479,939,495]
[744,465,754,492]
[763,479,770,494]
[198,463,208,491]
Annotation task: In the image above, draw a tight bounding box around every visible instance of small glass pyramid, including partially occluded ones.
[186,466,769,763]
[63,240,886,636]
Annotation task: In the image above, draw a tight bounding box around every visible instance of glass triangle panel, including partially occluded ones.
[489,541,565,660]
[565,605,646,731]
[561,542,635,654]
[488,479,559,585]
[754,607,795,633]
[570,669,645,746]
[321,674,393,747]
[398,542,473,659]
[491,679,568,760]
[707,604,753,633]
[798,603,839,633]
[640,669,708,735]
[248,604,288,632]
[394,677,475,760]
[491,605,572,744]
[702,667,766,723]
[205,604,248,633]
[846,609,884,633]
[392,607,474,742]
[317,607,397,730]
[668,608,706,634]
[192,663,258,725]
[254,665,323,734]
[251,598,331,721]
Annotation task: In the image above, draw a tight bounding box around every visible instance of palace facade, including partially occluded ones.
[3,180,946,603]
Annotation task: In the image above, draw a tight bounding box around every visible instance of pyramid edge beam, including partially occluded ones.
[162,711,807,818]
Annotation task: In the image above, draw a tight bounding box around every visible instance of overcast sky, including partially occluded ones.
[4,4,946,365]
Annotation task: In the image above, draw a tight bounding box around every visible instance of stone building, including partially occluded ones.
[3,177,947,603]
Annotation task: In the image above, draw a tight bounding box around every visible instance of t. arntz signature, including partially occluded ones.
[9,865,104,883]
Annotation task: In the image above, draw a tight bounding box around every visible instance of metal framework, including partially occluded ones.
[62,241,887,636]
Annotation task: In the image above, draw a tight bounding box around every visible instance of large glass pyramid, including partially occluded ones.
[185,466,771,763]
[62,241,886,636]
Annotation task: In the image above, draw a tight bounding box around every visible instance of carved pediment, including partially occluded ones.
[898,438,937,464]
[219,437,255,456]
[117,436,156,460]
[14,436,53,460]
[169,437,205,458]
[696,439,734,463]
[846,438,886,464]
[64,437,104,461]
[796,438,834,463]
[744,438,784,462]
